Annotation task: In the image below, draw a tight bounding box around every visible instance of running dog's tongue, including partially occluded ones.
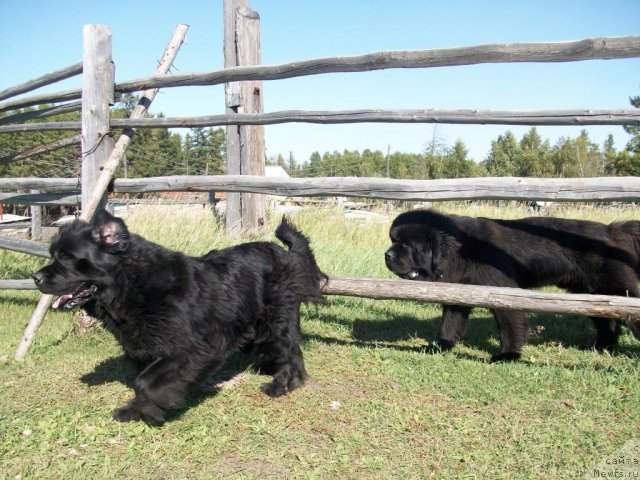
[52,295,72,309]
[51,285,98,310]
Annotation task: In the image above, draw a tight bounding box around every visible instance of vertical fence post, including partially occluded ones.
[236,6,265,229]
[223,0,265,234]
[81,25,114,213]
[224,0,246,234]
[29,190,42,241]
[15,24,189,361]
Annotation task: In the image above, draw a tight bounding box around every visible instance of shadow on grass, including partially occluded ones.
[80,351,266,424]
[80,355,139,389]
[312,310,640,362]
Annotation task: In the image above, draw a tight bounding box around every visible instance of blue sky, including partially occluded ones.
[1,0,639,164]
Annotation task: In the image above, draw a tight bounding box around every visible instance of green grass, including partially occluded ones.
[1,204,639,479]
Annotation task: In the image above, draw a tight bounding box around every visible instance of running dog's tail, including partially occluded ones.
[276,217,328,303]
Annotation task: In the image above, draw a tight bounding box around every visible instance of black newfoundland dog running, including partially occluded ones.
[385,209,640,361]
[33,210,326,426]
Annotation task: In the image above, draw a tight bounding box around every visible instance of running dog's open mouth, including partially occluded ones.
[52,284,98,310]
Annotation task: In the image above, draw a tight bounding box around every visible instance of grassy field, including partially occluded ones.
[1,204,639,479]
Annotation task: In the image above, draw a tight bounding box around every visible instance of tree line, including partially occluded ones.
[269,99,640,179]
[0,95,226,180]
[2,94,639,181]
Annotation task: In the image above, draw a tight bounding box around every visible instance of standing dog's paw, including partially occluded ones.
[490,352,522,363]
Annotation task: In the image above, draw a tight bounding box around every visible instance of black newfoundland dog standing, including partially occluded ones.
[33,209,326,426]
[385,209,640,361]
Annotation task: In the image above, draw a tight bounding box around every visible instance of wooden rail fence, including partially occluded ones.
[1,9,640,360]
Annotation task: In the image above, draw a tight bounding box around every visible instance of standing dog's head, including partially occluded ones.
[32,210,130,310]
[384,210,458,281]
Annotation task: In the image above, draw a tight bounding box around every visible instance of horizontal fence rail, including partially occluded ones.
[5,275,640,321]
[113,108,640,127]
[2,176,640,202]
[0,280,40,290]
[0,178,82,191]
[0,135,81,165]
[2,36,639,113]
[115,36,640,91]
[114,109,640,127]
[0,62,82,102]
[323,276,640,321]
[0,88,87,113]
[3,108,638,133]
[0,237,50,258]
[0,192,80,205]
[0,102,82,126]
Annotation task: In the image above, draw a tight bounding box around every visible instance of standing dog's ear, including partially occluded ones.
[429,232,444,278]
[429,230,461,279]
[91,209,131,253]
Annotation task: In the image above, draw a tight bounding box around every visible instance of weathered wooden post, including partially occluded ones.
[224,0,265,234]
[15,25,189,361]
[29,190,42,241]
[81,25,114,213]
[224,0,245,234]
[237,7,265,229]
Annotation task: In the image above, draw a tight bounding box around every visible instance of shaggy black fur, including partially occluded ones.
[385,209,640,361]
[33,210,326,426]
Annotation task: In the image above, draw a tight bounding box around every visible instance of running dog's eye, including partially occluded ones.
[76,258,93,273]
[57,251,74,261]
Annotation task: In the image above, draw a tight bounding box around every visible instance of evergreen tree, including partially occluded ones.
[550,131,603,178]
[0,106,81,178]
[519,127,552,177]
[287,152,298,175]
[442,140,480,178]
[483,131,521,176]
[605,150,640,176]
[623,94,640,155]
[182,127,225,175]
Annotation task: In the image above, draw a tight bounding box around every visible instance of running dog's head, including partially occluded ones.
[32,210,130,309]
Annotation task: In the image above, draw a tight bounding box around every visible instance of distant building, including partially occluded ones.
[265,165,290,178]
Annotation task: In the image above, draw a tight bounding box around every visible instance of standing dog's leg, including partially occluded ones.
[591,283,638,350]
[491,309,529,362]
[437,305,472,350]
[591,317,621,351]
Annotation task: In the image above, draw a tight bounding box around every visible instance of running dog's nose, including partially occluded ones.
[385,250,395,260]
[32,271,44,286]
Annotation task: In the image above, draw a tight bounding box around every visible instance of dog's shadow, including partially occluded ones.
[81,352,259,422]
[311,310,640,363]
[81,356,138,389]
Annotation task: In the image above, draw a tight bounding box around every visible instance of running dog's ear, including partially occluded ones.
[91,209,130,253]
